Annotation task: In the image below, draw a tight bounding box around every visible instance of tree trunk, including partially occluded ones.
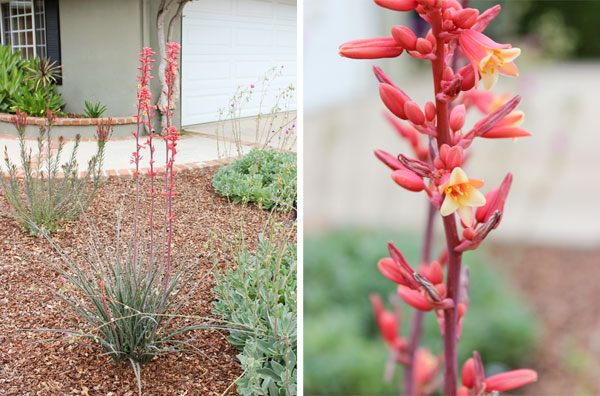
[156,0,189,131]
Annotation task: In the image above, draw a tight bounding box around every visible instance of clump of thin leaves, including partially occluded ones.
[33,44,220,396]
[0,110,109,235]
[39,212,208,391]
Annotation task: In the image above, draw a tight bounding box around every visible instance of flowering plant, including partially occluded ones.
[340,1,537,394]
[38,43,206,396]
[0,110,109,235]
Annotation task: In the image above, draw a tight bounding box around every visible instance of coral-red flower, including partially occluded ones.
[459,30,520,90]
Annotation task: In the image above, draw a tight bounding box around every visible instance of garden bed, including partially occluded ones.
[0,113,136,139]
[0,167,295,395]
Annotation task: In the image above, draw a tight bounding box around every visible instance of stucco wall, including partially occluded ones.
[57,0,142,118]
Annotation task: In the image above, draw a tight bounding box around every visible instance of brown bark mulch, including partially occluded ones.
[0,167,295,395]
[488,243,600,396]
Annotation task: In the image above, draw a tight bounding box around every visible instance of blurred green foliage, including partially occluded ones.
[304,228,538,395]
[471,0,599,59]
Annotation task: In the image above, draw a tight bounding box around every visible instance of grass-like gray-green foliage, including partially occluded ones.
[213,148,296,211]
[304,228,538,396]
[0,112,108,236]
[38,213,211,395]
[213,236,297,396]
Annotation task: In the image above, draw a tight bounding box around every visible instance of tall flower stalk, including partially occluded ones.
[341,1,538,395]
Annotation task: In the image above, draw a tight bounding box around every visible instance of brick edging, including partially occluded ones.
[0,112,136,126]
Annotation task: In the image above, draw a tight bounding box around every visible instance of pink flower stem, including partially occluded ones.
[403,201,436,395]
[431,10,462,396]
[133,105,142,278]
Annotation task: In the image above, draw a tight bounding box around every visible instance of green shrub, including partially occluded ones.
[0,45,28,113]
[213,237,297,396]
[0,112,109,235]
[304,228,538,395]
[0,45,63,115]
[9,84,62,117]
[213,148,296,211]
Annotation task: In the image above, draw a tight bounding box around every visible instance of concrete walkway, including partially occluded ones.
[0,111,297,178]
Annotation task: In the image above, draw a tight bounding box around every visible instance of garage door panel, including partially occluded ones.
[187,0,233,15]
[237,0,274,18]
[182,0,296,125]
[234,27,275,47]
[275,2,296,20]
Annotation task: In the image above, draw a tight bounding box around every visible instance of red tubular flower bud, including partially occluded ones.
[339,37,403,59]
[415,37,433,54]
[453,8,479,29]
[404,101,426,125]
[379,257,412,285]
[462,227,475,240]
[461,358,475,389]
[374,0,418,11]
[425,101,436,121]
[426,260,444,284]
[442,19,456,31]
[450,104,466,131]
[398,285,433,311]
[482,126,531,139]
[373,66,396,87]
[457,64,476,91]
[443,66,454,81]
[379,83,410,119]
[426,29,436,46]
[392,169,426,191]
[457,386,470,396]
[476,172,512,225]
[374,149,406,171]
[388,241,420,289]
[484,369,538,392]
[370,294,399,346]
[391,25,418,51]
[413,348,439,387]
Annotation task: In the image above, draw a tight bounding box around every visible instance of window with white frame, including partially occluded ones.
[0,0,47,59]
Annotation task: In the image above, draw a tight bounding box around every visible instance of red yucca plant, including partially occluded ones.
[340,1,537,395]
[38,43,211,395]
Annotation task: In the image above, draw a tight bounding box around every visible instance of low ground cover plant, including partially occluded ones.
[213,147,297,211]
[0,110,109,235]
[213,233,297,396]
[304,228,536,395]
[0,45,63,116]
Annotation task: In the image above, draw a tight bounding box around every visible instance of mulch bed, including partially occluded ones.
[488,243,600,395]
[0,167,295,395]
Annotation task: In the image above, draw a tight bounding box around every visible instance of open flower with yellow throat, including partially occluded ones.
[439,167,486,227]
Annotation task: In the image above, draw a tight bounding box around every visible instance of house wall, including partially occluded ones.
[57,0,142,119]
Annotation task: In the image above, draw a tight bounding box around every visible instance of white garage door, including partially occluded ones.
[181,0,297,125]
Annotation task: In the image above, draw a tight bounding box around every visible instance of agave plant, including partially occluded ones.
[26,56,62,106]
